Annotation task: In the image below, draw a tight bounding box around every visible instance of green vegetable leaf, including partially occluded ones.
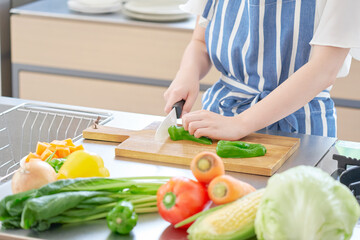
[21,191,106,229]
[0,176,170,231]
[0,189,37,219]
[46,158,66,173]
[44,151,57,162]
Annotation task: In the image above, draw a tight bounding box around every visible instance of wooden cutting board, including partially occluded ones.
[83,123,300,176]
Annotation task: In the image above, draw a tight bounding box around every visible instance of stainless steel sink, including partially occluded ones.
[0,104,13,113]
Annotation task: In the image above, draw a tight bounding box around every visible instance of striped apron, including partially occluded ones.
[201,0,337,137]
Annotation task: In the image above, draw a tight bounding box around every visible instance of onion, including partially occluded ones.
[12,160,57,194]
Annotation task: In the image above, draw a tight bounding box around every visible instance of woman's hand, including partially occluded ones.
[163,71,200,115]
[182,110,250,140]
[163,16,212,115]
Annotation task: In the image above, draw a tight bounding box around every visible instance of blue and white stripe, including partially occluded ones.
[201,0,336,137]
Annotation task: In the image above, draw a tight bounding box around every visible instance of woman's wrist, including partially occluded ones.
[233,114,254,139]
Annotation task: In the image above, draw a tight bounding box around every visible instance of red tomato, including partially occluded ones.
[157,177,209,228]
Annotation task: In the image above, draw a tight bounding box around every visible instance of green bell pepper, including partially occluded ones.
[216,140,266,158]
[106,201,138,235]
[168,126,213,145]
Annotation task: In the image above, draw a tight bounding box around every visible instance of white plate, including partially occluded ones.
[122,8,190,22]
[68,0,122,14]
[76,0,120,7]
[124,0,187,15]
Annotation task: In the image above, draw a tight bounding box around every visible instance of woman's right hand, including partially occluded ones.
[164,16,210,115]
[163,70,200,115]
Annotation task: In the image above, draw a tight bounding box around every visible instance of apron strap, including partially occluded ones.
[202,0,218,21]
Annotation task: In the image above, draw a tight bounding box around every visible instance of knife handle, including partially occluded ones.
[173,100,185,118]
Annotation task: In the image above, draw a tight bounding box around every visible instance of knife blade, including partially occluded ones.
[155,100,185,142]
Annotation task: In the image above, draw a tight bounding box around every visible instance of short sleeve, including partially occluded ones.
[180,0,209,27]
[310,0,360,77]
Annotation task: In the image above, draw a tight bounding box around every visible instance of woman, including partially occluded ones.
[164,0,360,140]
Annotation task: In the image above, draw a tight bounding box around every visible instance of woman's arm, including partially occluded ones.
[182,45,350,140]
[164,17,212,115]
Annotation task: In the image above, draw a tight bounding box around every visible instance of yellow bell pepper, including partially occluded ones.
[57,150,110,179]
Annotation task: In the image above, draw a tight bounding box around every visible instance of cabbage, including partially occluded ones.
[255,166,360,240]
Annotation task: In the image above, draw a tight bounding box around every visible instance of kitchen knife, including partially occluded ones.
[154,100,185,142]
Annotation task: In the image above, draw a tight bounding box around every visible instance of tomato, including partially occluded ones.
[157,177,209,228]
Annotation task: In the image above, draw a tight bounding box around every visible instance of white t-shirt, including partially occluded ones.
[180,0,360,78]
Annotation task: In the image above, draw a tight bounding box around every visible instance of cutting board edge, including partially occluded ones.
[115,148,275,177]
[83,125,134,143]
[268,138,301,175]
[115,148,193,166]
[224,163,272,176]
[244,132,301,147]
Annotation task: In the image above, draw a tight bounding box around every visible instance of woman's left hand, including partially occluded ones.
[182,110,249,141]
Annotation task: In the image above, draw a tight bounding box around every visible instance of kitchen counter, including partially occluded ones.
[0,96,359,240]
[10,0,196,31]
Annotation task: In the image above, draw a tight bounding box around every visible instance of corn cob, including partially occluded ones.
[187,189,265,240]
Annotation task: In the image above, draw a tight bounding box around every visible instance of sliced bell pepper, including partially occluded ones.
[216,140,266,158]
[157,177,209,228]
[168,126,213,145]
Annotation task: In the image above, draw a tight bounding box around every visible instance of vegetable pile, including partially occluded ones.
[191,151,256,205]
[156,151,257,229]
[25,139,84,163]
[178,189,265,240]
[13,139,110,194]
[5,134,359,240]
[1,176,170,232]
[173,166,360,240]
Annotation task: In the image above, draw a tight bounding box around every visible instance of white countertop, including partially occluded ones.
[0,96,358,239]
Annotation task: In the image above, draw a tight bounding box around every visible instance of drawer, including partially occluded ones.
[11,15,219,85]
[336,107,360,142]
[19,71,205,116]
[331,59,360,101]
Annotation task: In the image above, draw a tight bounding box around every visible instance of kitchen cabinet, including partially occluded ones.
[11,13,218,116]
[10,0,360,141]
[18,71,205,115]
[331,59,360,142]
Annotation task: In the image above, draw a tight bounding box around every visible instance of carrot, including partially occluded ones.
[25,152,41,163]
[55,146,71,158]
[40,149,58,161]
[35,142,50,156]
[69,144,84,153]
[64,138,75,147]
[50,140,67,147]
[208,175,256,205]
[191,151,225,184]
